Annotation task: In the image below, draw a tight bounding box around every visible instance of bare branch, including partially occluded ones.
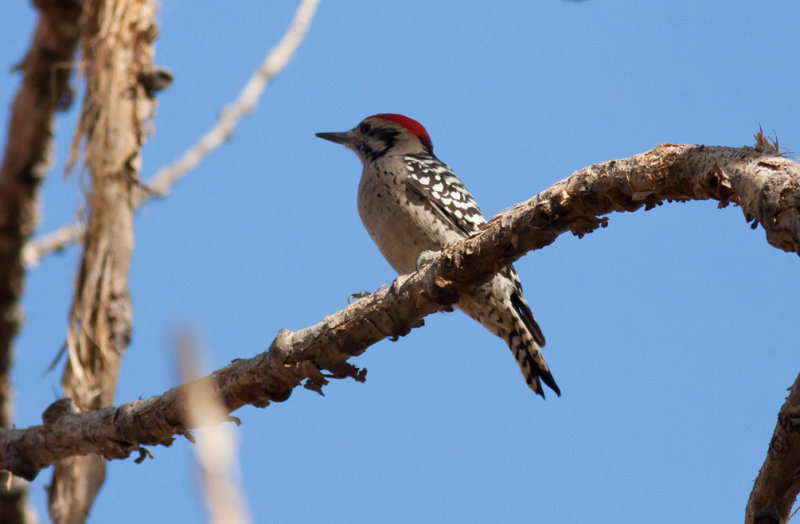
[0,0,83,521]
[22,0,321,267]
[21,221,82,268]
[1,141,796,484]
[142,0,319,200]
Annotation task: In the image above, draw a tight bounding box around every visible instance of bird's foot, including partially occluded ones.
[348,291,372,304]
[415,250,439,272]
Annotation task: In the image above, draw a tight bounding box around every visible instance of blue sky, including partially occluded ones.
[1,1,798,523]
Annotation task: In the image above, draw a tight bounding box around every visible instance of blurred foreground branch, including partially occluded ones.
[22,0,321,267]
[0,138,797,520]
[176,333,250,524]
[0,0,84,522]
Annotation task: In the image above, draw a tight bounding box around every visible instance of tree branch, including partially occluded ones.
[1,140,797,514]
[746,372,800,524]
[0,0,83,522]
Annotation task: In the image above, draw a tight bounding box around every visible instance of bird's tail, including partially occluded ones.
[457,271,560,399]
[506,309,560,399]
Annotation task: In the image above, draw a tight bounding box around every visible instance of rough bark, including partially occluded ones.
[0,1,83,522]
[746,372,800,524]
[0,142,795,506]
[46,1,158,523]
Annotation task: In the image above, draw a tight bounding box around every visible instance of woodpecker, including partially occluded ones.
[316,114,559,398]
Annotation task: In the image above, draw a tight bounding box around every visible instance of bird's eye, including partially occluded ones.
[359,123,371,134]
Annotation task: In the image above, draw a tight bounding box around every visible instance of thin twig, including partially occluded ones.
[22,0,321,267]
[21,221,84,267]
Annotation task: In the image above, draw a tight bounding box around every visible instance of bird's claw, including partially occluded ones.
[348,291,372,304]
[415,250,439,272]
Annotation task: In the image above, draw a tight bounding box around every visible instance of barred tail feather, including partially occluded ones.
[507,318,560,399]
[456,273,560,399]
[510,290,546,348]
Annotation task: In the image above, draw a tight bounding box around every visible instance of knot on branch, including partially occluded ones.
[708,164,736,207]
[428,276,460,306]
[753,507,783,524]
[5,457,41,482]
[604,185,642,212]
[532,197,559,228]
[41,398,79,425]
[138,66,173,98]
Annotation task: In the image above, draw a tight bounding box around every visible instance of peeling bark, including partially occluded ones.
[0,142,795,514]
[0,1,83,522]
[47,1,159,522]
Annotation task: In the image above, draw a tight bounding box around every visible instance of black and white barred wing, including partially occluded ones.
[402,154,486,236]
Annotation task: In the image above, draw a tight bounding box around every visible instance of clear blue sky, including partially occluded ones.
[1,1,798,523]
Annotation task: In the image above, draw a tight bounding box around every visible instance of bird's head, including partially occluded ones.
[316,113,433,162]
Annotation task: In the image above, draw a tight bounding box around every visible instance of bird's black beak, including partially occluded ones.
[315,131,350,145]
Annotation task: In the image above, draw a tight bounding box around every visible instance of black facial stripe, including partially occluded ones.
[374,128,398,143]
[358,144,375,158]
[362,127,400,160]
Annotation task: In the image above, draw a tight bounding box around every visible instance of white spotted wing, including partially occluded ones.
[403,154,486,236]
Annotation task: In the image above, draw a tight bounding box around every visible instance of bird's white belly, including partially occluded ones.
[357,171,461,275]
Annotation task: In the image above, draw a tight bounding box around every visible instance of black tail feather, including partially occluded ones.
[525,352,561,398]
[510,291,546,347]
